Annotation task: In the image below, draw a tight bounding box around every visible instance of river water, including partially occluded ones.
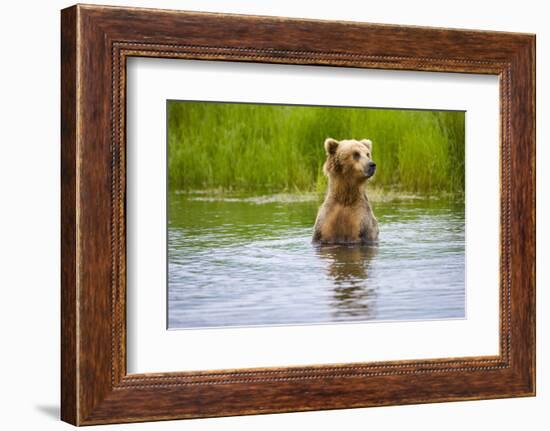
[168,192,465,329]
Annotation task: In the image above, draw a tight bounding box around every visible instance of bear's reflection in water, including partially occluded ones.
[315,244,378,319]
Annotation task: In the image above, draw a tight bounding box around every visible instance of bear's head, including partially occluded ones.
[323,138,376,182]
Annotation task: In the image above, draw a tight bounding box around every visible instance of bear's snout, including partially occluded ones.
[365,161,376,178]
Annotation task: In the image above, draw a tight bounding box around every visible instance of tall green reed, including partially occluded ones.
[167,101,465,195]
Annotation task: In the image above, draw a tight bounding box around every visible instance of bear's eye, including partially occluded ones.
[353,151,361,160]
[367,152,371,158]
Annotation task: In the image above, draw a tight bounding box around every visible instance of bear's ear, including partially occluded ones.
[324,138,340,155]
[361,139,373,151]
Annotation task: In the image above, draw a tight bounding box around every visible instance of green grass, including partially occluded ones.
[167,101,465,195]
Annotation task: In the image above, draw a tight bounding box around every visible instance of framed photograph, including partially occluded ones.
[61,4,536,425]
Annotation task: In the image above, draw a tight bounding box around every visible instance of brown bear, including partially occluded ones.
[313,138,379,244]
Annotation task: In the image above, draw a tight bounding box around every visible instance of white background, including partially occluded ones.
[0,1,546,430]
[127,59,500,373]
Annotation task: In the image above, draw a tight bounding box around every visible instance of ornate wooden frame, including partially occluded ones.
[61,4,536,425]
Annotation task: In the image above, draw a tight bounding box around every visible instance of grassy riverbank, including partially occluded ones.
[167,101,465,195]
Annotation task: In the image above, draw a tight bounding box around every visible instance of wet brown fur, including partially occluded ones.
[313,138,379,244]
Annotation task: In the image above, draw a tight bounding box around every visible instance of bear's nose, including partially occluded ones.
[369,161,376,168]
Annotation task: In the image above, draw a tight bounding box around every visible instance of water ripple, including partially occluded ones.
[168,193,465,329]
